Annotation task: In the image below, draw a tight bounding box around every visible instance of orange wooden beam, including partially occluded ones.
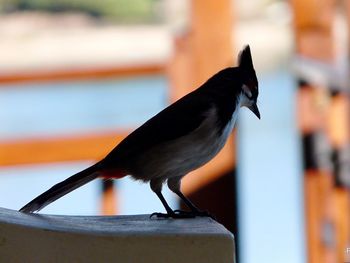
[190,0,234,87]
[0,63,165,85]
[290,0,335,62]
[0,131,128,167]
[333,188,350,263]
[327,93,350,263]
[326,93,350,148]
[304,170,327,263]
[101,180,118,216]
[168,0,234,102]
[297,82,337,263]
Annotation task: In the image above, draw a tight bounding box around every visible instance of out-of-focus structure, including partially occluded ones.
[291,0,350,262]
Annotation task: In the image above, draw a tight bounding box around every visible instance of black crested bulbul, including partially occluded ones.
[20,45,260,218]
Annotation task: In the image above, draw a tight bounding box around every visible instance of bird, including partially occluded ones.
[20,45,260,219]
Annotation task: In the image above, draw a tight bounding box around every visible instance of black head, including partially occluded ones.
[238,45,260,119]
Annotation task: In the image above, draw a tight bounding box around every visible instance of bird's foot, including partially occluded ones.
[150,209,216,220]
[174,209,216,220]
[150,210,195,219]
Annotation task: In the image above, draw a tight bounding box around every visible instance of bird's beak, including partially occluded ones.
[248,103,260,119]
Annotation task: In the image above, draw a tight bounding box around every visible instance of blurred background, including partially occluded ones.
[0,0,349,262]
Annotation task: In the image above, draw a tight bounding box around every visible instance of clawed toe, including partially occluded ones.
[150,211,195,219]
[173,209,193,216]
[175,209,216,220]
[150,212,169,219]
[150,210,216,220]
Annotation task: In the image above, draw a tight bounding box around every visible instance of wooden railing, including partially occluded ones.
[0,207,235,263]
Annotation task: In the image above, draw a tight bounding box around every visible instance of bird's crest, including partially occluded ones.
[238,45,254,70]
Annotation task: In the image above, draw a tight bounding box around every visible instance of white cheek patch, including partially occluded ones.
[240,94,250,107]
[242,84,252,98]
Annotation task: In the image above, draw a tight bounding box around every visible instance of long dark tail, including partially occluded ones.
[20,163,101,213]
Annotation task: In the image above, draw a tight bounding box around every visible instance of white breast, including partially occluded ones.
[133,104,240,182]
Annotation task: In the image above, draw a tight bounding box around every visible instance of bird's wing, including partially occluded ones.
[103,89,213,163]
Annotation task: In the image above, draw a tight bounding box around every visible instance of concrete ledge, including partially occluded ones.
[0,207,235,263]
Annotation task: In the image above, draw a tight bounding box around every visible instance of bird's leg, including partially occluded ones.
[174,190,216,219]
[167,177,216,220]
[150,178,194,219]
[150,191,195,219]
